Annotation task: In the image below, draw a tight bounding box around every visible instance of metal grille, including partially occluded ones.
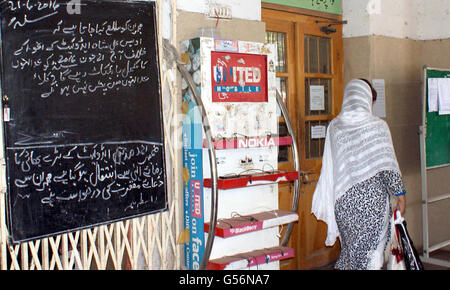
[0,0,181,270]
[304,35,330,74]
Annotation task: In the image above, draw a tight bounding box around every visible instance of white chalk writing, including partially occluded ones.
[11,143,165,210]
[7,0,60,29]
[9,8,151,99]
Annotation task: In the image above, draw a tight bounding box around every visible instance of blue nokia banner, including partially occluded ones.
[183,105,205,270]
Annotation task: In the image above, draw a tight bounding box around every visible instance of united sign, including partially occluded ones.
[211,51,268,102]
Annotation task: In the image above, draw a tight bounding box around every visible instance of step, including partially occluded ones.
[207,246,294,270]
[203,171,298,189]
[204,210,298,238]
[203,136,292,150]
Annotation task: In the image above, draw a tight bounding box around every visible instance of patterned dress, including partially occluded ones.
[334,170,406,270]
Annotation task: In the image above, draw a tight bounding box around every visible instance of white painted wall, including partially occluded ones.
[343,0,450,40]
[342,0,372,38]
[160,0,173,40]
[415,0,450,40]
[175,0,450,40]
[369,0,418,39]
[177,0,261,21]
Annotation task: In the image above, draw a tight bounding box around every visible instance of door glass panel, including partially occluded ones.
[265,31,287,73]
[305,120,329,159]
[304,35,330,74]
[276,77,288,106]
[276,78,289,162]
[306,35,318,73]
[319,37,331,74]
[278,122,289,162]
[266,31,290,163]
[305,78,331,116]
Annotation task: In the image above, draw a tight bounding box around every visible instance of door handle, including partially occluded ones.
[300,170,317,185]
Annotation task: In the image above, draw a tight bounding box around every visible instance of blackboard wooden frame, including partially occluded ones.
[0,0,168,243]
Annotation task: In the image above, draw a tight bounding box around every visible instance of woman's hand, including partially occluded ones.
[395,195,406,215]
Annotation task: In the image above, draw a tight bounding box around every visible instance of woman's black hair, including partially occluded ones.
[359,78,377,102]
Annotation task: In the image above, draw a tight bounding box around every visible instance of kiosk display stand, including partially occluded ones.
[166,37,300,270]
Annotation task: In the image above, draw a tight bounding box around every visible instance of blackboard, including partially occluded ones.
[0,0,168,243]
[425,68,450,168]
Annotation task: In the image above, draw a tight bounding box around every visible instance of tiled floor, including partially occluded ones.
[313,249,450,270]
[421,250,450,270]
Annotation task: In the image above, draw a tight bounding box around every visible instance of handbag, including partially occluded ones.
[387,213,406,270]
[393,210,424,270]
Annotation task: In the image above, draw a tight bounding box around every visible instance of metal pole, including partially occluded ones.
[275,90,301,247]
[420,66,430,260]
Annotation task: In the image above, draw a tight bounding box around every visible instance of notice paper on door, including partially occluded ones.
[311,125,326,139]
[372,79,386,118]
[310,85,325,111]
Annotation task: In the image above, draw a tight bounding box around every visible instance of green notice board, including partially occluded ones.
[425,68,450,167]
[262,0,342,15]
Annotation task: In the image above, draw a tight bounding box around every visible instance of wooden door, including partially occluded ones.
[262,4,344,270]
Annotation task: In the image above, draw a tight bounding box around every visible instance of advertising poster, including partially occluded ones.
[211,52,268,102]
[182,105,205,270]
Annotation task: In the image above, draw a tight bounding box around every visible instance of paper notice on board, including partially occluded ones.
[428,78,439,112]
[310,85,325,111]
[372,79,386,118]
[437,78,450,115]
[311,125,326,139]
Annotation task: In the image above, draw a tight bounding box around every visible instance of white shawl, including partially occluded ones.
[311,79,401,246]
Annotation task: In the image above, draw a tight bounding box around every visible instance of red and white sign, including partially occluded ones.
[206,247,294,270]
[202,136,293,150]
[211,51,268,102]
[203,171,299,190]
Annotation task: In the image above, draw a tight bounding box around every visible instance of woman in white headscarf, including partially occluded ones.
[311,79,406,270]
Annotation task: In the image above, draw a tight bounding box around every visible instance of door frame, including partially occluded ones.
[262,3,344,269]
